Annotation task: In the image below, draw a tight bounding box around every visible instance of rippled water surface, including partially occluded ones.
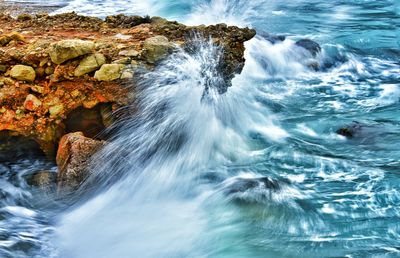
[1,0,400,257]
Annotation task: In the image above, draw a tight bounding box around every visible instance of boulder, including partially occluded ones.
[295,39,321,57]
[94,64,125,81]
[142,36,175,63]
[10,65,36,82]
[49,40,95,64]
[56,132,104,192]
[74,53,106,77]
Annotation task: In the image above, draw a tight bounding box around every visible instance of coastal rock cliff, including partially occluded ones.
[0,13,255,157]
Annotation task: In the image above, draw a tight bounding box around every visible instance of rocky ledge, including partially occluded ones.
[0,12,255,191]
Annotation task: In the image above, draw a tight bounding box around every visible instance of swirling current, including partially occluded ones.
[1,0,400,257]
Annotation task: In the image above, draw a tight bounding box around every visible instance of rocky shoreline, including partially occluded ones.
[0,12,255,192]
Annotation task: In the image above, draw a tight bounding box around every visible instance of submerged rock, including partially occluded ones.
[27,170,57,194]
[258,31,286,44]
[56,132,104,192]
[295,39,321,57]
[223,176,286,204]
[337,122,363,138]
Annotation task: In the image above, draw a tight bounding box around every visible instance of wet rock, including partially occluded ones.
[295,39,321,57]
[10,65,36,82]
[337,122,363,138]
[27,170,57,194]
[57,132,104,192]
[94,64,125,81]
[24,94,42,111]
[49,40,95,64]
[226,177,282,194]
[74,53,106,77]
[0,13,254,154]
[223,176,286,204]
[142,36,175,64]
[258,31,286,44]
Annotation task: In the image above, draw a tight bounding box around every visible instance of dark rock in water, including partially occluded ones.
[295,39,321,57]
[226,177,281,194]
[27,171,57,194]
[258,31,286,44]
[57,132,105,193]
[336,122,363,138]
[223,176,287,204]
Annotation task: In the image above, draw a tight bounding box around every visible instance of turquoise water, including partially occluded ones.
[1,0,400,257]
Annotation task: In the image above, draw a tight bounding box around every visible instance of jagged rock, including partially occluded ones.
[10,65,36,82]
[0,13,255,154]
[49,40,95,64]
[94,64,125,81]
[295,39,321,57]
[57,132,104,191]
[74,53,106,77]
[142,36,175,64]
[24,94,42,111]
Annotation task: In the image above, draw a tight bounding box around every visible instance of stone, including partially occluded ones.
[295,39,321,57]
[142,36,175,63]
[56,132,104,191]
[74,53,106,77]
[118,49,140,57]
[0,65,8,73]
[120,70,134,79]
[0,32,25,46]
[24,94,42,111]
[49,40,95,64]
[94,64,124,81]
[49,104,64,118]
[10,65,36,82]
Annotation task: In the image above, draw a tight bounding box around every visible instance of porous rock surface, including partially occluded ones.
[0,12,255,157]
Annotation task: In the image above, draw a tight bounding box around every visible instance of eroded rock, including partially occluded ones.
[142,36,175,64]
[74,53,106,77]
[94,64,125,81]
[0,12,255,155]
[56,132,104,192]
[49,40,95,64]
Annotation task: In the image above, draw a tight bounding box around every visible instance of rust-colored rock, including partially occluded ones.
[56,132,104,192]
[0,12,255,156]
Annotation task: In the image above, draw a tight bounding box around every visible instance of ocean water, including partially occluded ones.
[1,0,400,257]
